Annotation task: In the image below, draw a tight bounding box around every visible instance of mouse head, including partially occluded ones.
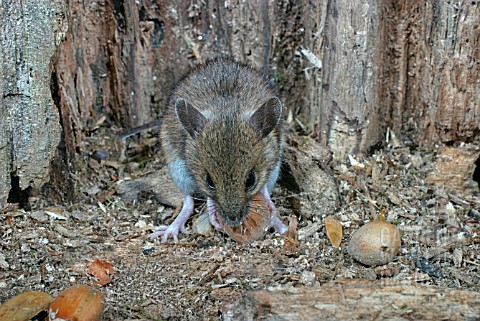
[175,97,282,226]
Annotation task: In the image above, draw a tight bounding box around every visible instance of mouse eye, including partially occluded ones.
[245,171,256,191]
[206,173,215,191]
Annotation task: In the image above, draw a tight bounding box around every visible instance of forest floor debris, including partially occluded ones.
[1,127,479,320]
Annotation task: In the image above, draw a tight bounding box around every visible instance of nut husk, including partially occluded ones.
[49,285,103,321]
[348,221,401,267]
[0,291,53,321]
[220,194,272,243]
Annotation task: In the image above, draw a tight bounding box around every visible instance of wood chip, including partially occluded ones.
[427,146,480,193]
[325,216,342,248]
[282,216,298,255]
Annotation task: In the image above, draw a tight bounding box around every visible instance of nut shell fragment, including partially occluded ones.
[193,212,213,236]
[0,291,53,321]
[325,216,343,247]
[220,194,272,243]
[49,285,103,321]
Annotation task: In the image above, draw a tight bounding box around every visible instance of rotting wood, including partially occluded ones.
[383,1,479,145]
[280,134,339,219]
[427,145,480,194]
[0,0,67,207]
[315,0,384,160]
[4,0,477,205]
[223,279,480,321]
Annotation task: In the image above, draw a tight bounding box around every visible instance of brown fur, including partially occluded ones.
[161,59,282,225]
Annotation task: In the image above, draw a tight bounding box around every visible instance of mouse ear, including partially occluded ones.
[248,97,282,137]
[175,98,207,138]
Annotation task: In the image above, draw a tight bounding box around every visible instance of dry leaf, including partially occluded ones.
[282,216,298,254]
[0,291,53,321]
[87,259,115,286]
[49,285,103,321]
[325,216,343,247]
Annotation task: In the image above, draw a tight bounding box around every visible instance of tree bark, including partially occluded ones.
[223,279,480,321]
[0,0,67,207]
[383,1,479,145]
[59,0,477,166]
[315,0,384,159]
[1,0,477,205]
[53,0,282,135]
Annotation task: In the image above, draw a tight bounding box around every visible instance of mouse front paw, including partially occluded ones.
[148,224,189,243]
[149,195,194,243]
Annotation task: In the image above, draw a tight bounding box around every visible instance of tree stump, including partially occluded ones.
[0,0,67,207]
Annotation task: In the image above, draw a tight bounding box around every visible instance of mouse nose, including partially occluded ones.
[221,206,249,227]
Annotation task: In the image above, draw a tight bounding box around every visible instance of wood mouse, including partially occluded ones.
[149,58,288,242]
